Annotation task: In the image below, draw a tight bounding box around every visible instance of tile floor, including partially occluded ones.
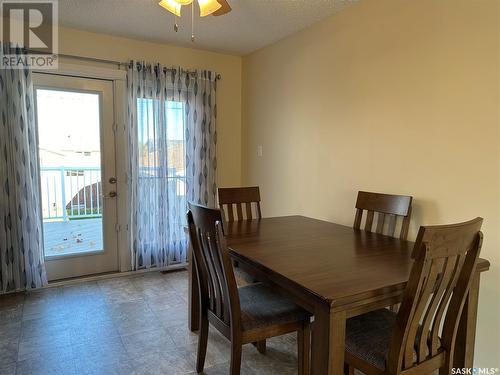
[0,270,304,375]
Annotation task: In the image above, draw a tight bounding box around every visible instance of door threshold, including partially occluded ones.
[44,263,188,289]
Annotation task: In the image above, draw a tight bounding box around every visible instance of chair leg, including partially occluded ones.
[298,320,311,375]
[230,341,243,375]
[252,340,266,354]
[440,354,453,375]
[196,315,209,373]
[344,364,354,375]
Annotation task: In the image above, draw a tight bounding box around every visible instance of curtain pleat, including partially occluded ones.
[127,62,217,270]
[0,44,47,292]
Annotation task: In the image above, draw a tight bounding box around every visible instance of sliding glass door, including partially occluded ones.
[33,73,119,280]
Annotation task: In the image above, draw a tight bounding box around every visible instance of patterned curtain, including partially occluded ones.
[127,61,217,270]
[0,44,47,292]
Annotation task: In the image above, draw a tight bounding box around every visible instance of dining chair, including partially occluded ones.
[353,191,413,240]
[218,186,262,284]
[344,217,483,375]
[187,202,312,375]
[218,186,262,222]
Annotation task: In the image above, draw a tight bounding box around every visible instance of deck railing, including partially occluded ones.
[40,166,102,221]
[40,166,187,221]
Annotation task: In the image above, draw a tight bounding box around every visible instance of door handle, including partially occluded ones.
[109,177,117,184]
[105,191,117,198]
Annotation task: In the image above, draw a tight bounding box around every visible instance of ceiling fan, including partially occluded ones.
[158,0,232,18]
[158,0,231,42]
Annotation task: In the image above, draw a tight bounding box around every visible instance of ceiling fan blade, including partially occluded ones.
[212,0,231,16]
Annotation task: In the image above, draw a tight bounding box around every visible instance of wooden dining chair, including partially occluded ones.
[344,217,483,375]
[218,186,262,222]
[353,191,413,240]
[218,186,262,283]
[187,202,311,375]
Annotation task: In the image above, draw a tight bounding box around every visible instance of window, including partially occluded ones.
[136,99,185,176]
[136,98,187,224]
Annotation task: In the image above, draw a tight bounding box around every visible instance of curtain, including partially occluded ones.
[0,44,47,292]
[127,62,217,270]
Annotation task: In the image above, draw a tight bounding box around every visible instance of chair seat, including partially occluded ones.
[346,309,439,370]
[238,283,309,331]
[346,308,396,370]
[233,262,257,286]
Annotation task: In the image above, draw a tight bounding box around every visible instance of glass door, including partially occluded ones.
[33,73,119,280]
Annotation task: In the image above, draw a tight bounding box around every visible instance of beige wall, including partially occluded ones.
[57,25,243,187]
[243,0,499,364]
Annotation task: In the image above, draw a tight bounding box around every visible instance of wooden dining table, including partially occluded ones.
[187,216,490,375]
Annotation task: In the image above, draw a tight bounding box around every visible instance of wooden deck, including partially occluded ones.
[43,218,103,257]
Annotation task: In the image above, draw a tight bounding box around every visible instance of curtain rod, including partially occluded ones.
[25,49,222,80]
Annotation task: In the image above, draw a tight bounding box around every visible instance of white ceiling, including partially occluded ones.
[57,0,358,55]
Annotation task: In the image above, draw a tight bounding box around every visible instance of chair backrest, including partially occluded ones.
[353,191,413,239]
[387,217,483,374]
[187,202,241,330]
[218,186,262,222]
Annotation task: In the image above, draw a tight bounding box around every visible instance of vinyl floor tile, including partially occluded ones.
[0,271,304,375]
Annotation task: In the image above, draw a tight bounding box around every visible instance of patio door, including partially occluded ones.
[33,73,119,280]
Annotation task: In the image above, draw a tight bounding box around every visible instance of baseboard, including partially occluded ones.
[42,263,188,289]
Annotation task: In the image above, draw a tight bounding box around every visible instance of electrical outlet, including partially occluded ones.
[257,145,263,157]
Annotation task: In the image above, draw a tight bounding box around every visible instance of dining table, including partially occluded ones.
[187,216,490,375]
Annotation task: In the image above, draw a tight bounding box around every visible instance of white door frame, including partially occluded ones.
[34,63,131,273]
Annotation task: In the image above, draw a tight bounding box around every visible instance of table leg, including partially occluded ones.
[188,240,200,332]
[454,272,481,369]
[311,305,346,375]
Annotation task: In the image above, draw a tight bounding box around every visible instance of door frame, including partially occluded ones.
[33,62,131,274]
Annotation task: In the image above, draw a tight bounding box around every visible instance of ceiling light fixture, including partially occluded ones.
[158,0,232,42]
[197,0,222,17]
[158,0,182,17]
